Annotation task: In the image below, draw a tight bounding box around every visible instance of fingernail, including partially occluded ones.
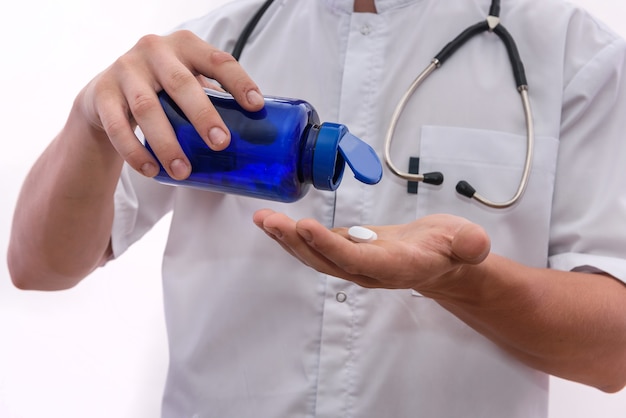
[208,127,228,147]
[169,158,190,179]
[298,228,313,243]
[265,227,283,239]
[246,90,264,107]
[140,162,158,177]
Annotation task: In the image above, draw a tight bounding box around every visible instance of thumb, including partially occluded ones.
[451,223,491,264]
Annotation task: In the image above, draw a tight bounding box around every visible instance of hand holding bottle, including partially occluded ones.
[75,30,265,180]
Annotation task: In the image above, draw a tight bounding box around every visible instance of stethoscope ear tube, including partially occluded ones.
[436,21,490,65]
[493,25,528,88]
[232,0,275,61]
[383,9,535,209]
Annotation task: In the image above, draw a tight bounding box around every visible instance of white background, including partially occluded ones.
[1,0,625,416]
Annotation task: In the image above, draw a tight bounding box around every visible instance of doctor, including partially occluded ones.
[8,0,626,416]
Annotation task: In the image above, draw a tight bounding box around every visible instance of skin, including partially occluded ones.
[7,0,626,396]
[354,0,377,13]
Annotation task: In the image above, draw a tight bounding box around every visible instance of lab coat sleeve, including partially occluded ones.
[110,164,175,260]
[549,31,626,283]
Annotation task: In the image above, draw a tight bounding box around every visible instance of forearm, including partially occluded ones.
[426,254,626,392]
[8,102,124,290]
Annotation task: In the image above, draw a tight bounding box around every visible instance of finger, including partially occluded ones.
[261,229,302,262]
[173,31,264,111]
[94,86,161,177]
[252,208,275,228]
[253,210,318,266]
[253,209,295,256]
[257,212,347,274]
[295,219,392,280]
[118,73,192,180]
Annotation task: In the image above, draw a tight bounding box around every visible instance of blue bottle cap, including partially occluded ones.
[337,131,383,185]
[312,123,383,191]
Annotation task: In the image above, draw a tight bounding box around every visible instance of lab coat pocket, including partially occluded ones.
[416,126,559,267]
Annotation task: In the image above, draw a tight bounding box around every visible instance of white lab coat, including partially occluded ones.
[111,0,626,416]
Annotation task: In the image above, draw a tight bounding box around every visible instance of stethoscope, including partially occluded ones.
[233,0,534,209]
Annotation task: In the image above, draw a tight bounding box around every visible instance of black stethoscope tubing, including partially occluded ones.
[232,0,275,61]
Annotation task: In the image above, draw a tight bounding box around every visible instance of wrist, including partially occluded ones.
[417,253,496,305]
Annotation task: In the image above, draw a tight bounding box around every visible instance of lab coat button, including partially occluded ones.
[360,24,372,35]
[336,292,348,303]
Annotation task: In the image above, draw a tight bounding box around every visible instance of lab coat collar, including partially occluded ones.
[323,0,422,14]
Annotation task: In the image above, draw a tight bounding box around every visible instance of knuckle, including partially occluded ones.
[88,76,109,98]
[134,33,163,52]
[189,105,216,126]
[106,54,142,89]
[231,75,252,93]
[165,68,196,94]
[101,116,128,140]
[172,29,197,43]
[208,50,237,67]
[111,54,134,74]
[128,92,160,118]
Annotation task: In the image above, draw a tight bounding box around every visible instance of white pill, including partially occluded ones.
[348,226,378,243]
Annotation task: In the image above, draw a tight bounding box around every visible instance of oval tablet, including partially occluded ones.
[348,226,378,243]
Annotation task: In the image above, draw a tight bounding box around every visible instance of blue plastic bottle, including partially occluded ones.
[145,89,382,203]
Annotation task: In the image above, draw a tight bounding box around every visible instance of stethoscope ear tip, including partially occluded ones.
[456,181,476,198]
[423,172,444,185]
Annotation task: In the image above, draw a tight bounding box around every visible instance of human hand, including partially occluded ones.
[253,209,490,294]
[75,30,264,180]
